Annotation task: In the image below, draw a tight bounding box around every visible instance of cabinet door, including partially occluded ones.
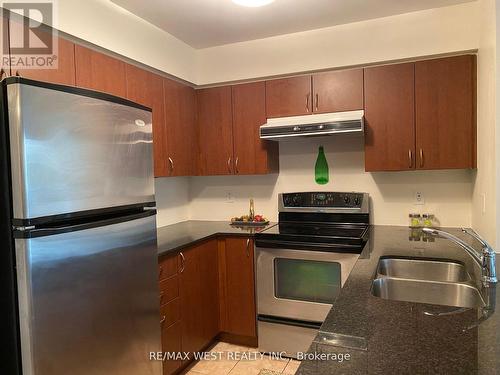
[364,63,416,171]
[232,82,278,175]
[312,69,363,113]
[8,19,75,85]
[265,75,312,118]
[125,65,168,177]
[164,78,197,176]
[179,241,219,357]
[415,55,476,169]
[75,45,127,98]
[197,86,234,175]
[223,237,256,338]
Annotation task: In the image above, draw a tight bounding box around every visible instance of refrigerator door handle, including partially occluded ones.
[13,209,156,239]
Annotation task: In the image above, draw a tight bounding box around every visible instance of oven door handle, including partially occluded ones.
[258,315,322,330]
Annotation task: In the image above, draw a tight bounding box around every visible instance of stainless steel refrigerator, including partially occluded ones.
[0,77,162,375]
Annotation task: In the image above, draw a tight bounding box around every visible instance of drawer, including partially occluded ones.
[160,298,180,328]
[158,254,178,281]
[161,320,182,375]
[159,275,179,305]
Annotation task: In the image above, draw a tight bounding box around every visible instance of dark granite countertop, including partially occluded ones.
[297,225,500,375]
[157,220,273,257]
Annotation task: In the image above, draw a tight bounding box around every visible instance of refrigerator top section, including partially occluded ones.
[4,77,152,112]
[6,81,155,222]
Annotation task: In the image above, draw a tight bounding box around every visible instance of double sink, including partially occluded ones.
[371,257,485,309]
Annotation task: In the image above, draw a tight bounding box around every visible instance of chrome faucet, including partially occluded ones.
[422,227,497,286]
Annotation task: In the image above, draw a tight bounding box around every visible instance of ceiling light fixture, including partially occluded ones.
[232,0,275,7]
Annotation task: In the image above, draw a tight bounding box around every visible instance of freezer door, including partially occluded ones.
[15,214,161,375]
[7,81,154,221]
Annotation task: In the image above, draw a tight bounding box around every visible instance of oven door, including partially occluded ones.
[255,246,359,323]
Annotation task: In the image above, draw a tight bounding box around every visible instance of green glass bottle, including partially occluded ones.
[315,146,329,185]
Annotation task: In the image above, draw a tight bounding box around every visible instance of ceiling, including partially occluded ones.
[111,0,476,49]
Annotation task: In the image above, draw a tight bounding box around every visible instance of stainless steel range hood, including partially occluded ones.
[260,110,364,140]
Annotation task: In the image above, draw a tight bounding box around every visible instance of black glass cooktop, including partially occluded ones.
[255,222,370,253]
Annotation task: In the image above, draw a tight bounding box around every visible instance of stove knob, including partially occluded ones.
[354,197,361,206]
[292,195,302,206]
[343,195,351,205]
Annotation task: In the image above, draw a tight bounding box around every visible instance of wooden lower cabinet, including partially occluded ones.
[179,240,220,360]
[218,237,257,340]
[158,236,258,373]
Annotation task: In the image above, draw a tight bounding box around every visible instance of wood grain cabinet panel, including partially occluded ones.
[364,63,416,171]
[164,78,198,176]
[161,321,182,375]
[265,75,312,118]
[125,66,168,177]
[179,241,219,358]
[415,55,476,170]
[221,237,257,338]
[75,45,127,98]
[232,82,278,175]
[8,20,76,85]
[197,86,234,175]
[312,69,363,113]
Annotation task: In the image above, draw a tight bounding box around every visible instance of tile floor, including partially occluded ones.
[182,342,300,375]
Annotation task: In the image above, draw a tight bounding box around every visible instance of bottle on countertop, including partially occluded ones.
[249,198,255,221]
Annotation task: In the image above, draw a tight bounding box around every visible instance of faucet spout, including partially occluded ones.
[422,227,497,286]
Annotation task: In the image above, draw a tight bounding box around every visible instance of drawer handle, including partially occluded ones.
[160,315,166,324]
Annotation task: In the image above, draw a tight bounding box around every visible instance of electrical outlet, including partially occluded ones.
[225,192,235,203]
[414,191,425,205]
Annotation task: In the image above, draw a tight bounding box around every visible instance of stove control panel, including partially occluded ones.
[281,192,365,209]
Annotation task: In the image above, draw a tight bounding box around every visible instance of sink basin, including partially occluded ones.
[371,277,485,309]
[376,258,470,282]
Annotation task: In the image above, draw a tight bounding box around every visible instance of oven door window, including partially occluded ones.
[274,258,341,304]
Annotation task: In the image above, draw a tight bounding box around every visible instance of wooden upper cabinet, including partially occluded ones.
[415,55,476,170]
[75,45,127,98]
[312,69,363,113]
[265,75,312,118]
[364,63,416,172]
[232,82,278,175]
[197,86,234,175]
[164,78,197,176]
[8,19,75,85]
[125,65,168,177]
[222,237,257,338]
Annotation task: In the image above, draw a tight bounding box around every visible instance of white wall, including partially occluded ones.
[195,2,479,85]
[154,178,190,227]
[189,137,473,226]
[472,0,497,246]
[57,0,197,82]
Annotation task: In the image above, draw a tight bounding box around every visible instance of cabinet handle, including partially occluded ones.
[235,157,239,174]
[227,157,232,174]
[315,93,319,111]
[15,70,20,77]
[160,315,166,324]
[158,266,163,278]
[179,252,185,273]
[159,291,164,303]
[246,238,250,257]
[408,150,413,168]
[306,93,310,112]
[419,149,424,168]
[168,157,174,172]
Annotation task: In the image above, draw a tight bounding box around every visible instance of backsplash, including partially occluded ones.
[186,136,473,226]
